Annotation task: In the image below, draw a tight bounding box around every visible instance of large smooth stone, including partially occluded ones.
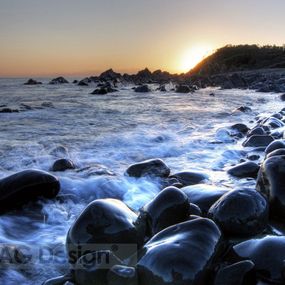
[227,161,259,178]
[169,171,208,186]
[125,159,170,178]
[230,123,249,134]
[74,250,122,285]
[214,260,255,285]
[182,184,229,214]
[137,218,222,285]
[247,127,267,137]
[266,148,285,158]
[51,159,75,172]
[256,155,285,219]
[242,135,274,147]
[107,265,137,285]
[139,186,190,236]
[66,199,139,264]
[265,139,285,155]
[233,236,285,284]
[208,188,268,236]
[0,170,60,213]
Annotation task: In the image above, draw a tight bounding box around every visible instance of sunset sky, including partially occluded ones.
[0,0,285,77]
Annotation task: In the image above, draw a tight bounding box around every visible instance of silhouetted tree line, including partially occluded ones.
[189,45,285,76]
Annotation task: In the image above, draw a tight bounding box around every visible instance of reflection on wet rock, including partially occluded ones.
[169,171,208,186]
[137,218,222,285]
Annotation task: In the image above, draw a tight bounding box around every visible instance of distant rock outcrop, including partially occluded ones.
[49,77,69,84]
[24,79,42,85]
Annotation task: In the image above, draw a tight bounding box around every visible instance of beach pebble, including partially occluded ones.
[182,184,229,214]
[137,218,221,285]
[66,199,139,264]
[227,161,259,178]
[51,158,76,172]
[233,235,285,284]
[0,170,60,214]
[169,171,208,186]
[125,159,170,178]
[138,186,190,236]
[256,155,285,218]
[242,135,274,147]
[208,188,269,236]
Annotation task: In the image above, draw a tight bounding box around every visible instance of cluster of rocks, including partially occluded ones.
[0,102,55,114]
[189,69,285,93]
[38,116,285,285]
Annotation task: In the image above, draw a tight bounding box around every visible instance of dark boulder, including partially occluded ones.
[24,79,42,85]
[0,108,19,113]
[51,159,75,172]
[78,80,89,86]
[49,77,69,84]
[91,86,117,95]
[280,94,285,101]
[137,218,222,285]
[99,69,121,81]
[175,84,192,93]
[182,184,229,214]
[138,186,190,237]
[0,170,60,213]
[265,139,285,155]
[267,148,285,158]
[134,85,150,93]
[214,260,255,285]
[74,250,122,285]
[125,159,170,178]
[66,199,139,264]
[235,106,252,113]
[256,155,285,219]
[169,171,208,186]
[208,188,269,236]
[247,127,267,137]
[233,236,285,284]
[227,161,259,178]
[189,203,202,216]
[230,123,249,134]
[263,117,285,129]
[242,135,274,147]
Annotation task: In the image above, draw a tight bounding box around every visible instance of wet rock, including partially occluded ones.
[169,171,208,186]
[235,106,252,113]
[208,188,269,236]
[233,235,285,284]
[24,78,42,85]
[265,139,285,155]
[107,265,137,285]
[51,159,76,172]
[99,69,121,81]
[247,127,267,137]
[66,199,139,264]
[246,154,260,161]
[91,86,117,95]
[266,148,285,158]
[189,203,202,216]
[230,123,249,134]
[214,260,255,285]
[227,161,259,178]
[242,135,274,147]
[49,77,69,84]
[157,85,166,92]
[182,184,229,214]
[78,80,89,86]
[0,170,60,213]
[74,250,122,285]
[134,85,150,93]
[256,155,285,218]
[175,84,192,93]
[138,186,190,236]
[0,108,19,113]
[280,94,285,101]
[125,159,170,178]
[137,218,222,285]
[41,102,55,108]
[263,117,285,129]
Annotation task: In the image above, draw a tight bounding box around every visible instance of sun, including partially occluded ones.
[179,45,213,73]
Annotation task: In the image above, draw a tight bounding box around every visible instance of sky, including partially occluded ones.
[0,0,285,77]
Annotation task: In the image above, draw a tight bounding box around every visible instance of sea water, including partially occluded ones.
[0,78,281,284]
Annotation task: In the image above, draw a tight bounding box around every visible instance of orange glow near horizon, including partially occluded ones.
[178,45,214,73]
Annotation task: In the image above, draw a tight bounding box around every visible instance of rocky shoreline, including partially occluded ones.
[1,92,285,284]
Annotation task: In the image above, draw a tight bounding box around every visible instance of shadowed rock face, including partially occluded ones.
[66,199,139,264]
[0,170,60,213]
[256,155,285,219]
[139,186,190,236]
[208,188,269,236]
[125,159,170,178]
[137,218,222,285]
[233,235,285,284]
[242,135,274,147]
